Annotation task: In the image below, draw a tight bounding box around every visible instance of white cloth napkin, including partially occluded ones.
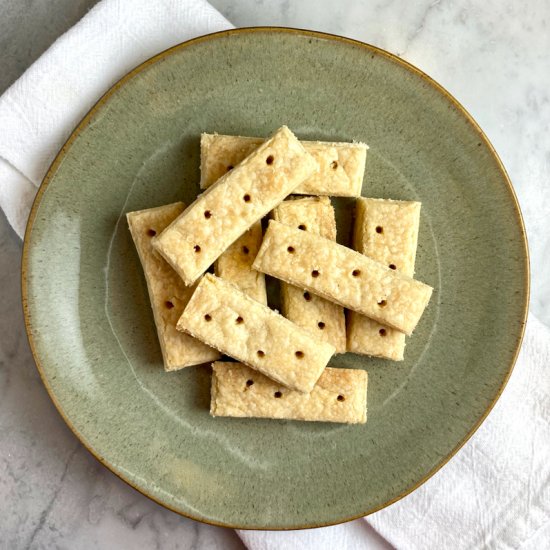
[2,1,548,549]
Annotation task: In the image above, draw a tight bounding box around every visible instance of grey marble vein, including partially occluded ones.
[395,0,442,56]
[26,443,81,549]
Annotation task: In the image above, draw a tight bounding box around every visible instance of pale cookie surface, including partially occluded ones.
[353,198,421,276]
[273,197,346,353]
[200,133,367,196]
[126,203,220,371]
[348,317,407,361]
[253,221,433,336]
[177,274,335,392]
[348,198,422,360]
[211,362,367,424]
[214,221,267,304]
[153,126,318,285]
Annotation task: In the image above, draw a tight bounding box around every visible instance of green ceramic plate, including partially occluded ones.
[22,28,529,529]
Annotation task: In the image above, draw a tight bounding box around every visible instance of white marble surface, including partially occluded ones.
[1,0,548,548]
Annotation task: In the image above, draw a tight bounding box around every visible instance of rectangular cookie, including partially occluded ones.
[126,203,220,371]
[177,274,335,393]
[253,220,432,336]
[352,198,421,276]
[211,362,367,424]
[153,126,318,286]
[200,133,367,196]
[273,197,346,353]
[214,221,267,304]
[347,199,421,360]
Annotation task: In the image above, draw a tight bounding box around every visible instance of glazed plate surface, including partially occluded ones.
[22,28,528,529]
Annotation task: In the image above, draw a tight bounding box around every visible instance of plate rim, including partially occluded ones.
[21,26,530,530]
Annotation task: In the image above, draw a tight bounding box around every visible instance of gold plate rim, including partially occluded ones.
[21,26,530,530]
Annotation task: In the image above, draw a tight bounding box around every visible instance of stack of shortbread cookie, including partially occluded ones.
[127,126,433,424]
